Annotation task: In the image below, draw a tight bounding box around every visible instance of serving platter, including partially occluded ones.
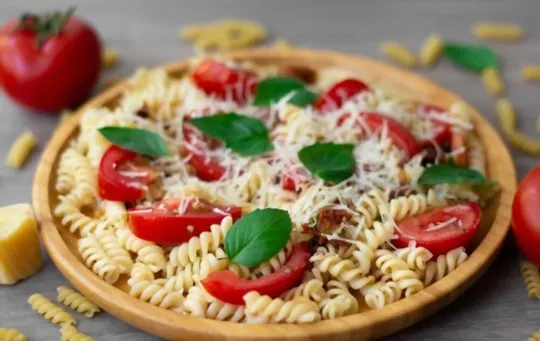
[33,48,516,341]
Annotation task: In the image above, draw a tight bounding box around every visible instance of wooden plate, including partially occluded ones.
[33,48,516,341]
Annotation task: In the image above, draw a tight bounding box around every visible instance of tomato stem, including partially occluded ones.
[16,7,76,47]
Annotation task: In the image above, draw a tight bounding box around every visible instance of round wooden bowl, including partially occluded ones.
[33,48,516,341]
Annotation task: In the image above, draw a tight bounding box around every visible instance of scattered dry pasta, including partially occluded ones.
[380,41,416,68]
[418,33,443,66]
[57,286,101,318]
[60,324,95,341]
[181,19,266,51]
[102,48,119,69]
[472,22,523,41]
[6,131,37,169]
[481,68,505,95]
[522,64,540,82]
[528,331,540,341]
[496,98,540,155]
[520,261,540,299]
[0,328,27,341]
[27,293,75,325]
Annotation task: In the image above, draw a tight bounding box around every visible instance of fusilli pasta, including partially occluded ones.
[27,293,75,325]
[60,324,95,341]
[520,261,540,299]
[0,328,27,341]
[56,286,100,318]
[243,291,321,324]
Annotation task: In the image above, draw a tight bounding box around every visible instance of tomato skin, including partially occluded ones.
[202,243,311,305]
[394,202,482,256]
[315,78,370,114]
[417,104,451,148]
[192,59,258,104]
[183,125,226,182]
[512,167,540,267]
[362,112,421,160]
[0,16,101,113]
[128,199,242,244]
[98,146,151,202]
[450,131,468,167]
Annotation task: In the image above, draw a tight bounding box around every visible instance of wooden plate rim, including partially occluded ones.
[32,47,516,341]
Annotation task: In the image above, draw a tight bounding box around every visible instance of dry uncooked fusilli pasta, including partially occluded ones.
[418,33,443,67]
[56,286,101,318]
[6,131,37,169]
[0,328,27,341]
[380,41,416,68]
[27,293,75,325]
[520,261,540,299]
[472,22,523,41]
[481,68,505,95]
[60,324,95,341]
[528,330,540,341]
[522,65,540,82]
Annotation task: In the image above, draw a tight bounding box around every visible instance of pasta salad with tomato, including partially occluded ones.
[54,57,493,323]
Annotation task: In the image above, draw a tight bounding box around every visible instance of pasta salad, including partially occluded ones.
[54,57,492,324]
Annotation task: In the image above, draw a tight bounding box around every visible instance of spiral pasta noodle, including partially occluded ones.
[385,192,431,221]
[251,241,293,279]
[28,293,75,325]
[243,291,321,324]
[481,68,505,95]
[6,131,37,169]
[375,250,424,297]
[56,286,100,318]
[520,261,540,299]
[239,160,270,201]
[421,247,468,286]
[128,278,184,310]
[60,324,95,341]
[182,286,246,321]
[467,134,486,176]
[472,22,523,41]
[281,279,326,302]
[0,328,27,341]
[394,246,433,271]
[116,229,167,272]
[361,280,403,309]
[418,33,443,67]
[58,147,98,206]
[55,197,107,237]
[310,252,375,290]
[380,41,416,68]
[528,331,540,341]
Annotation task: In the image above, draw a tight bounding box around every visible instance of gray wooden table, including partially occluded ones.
[0,0,538,340]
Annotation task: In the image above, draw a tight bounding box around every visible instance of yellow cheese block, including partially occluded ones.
[0,204,42,284]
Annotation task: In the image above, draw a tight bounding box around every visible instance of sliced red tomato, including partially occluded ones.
[417,104,451,148]
[202,243,311,305]
[183,125,226,182]
[315,78,370,114]
[98,146,155,202]
[192,59,259,104]
[450,131,468,167]
[280,166,311,191]
[128,198,242,244]
[393,202,481,256]
[512,167,540,267]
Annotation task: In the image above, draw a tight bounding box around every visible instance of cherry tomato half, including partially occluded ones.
[192,59,259,104]
[128,198,242,244]
[98,146,155,202]
[183,125,226,182]
[393,202,482,256]
[0,9,101,112]
[512,167,540,267]
[417,104,451,148]
[315,78,371,114]
[202,243,311,305]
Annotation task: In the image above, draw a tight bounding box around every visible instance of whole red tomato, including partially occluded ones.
[512,166,540,267]
[0,8,102,113]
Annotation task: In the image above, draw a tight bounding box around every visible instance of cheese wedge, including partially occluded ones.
[0,204,42,284]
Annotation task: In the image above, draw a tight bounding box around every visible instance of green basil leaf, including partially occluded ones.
[298,142,356,184]
[189,113,273,156]
[443,41,499,72]
[418,163,496,185]
[225,208,292,267]
[98,126,171,158]
[253,76,317,107]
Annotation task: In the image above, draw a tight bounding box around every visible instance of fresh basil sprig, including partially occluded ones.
[225,208,292,267]
[189,113,273,156]
[418,163,496,185]
[253,76,317,107]
[98,126,171,158]
[443,41,499,72]
[298,142,356,184]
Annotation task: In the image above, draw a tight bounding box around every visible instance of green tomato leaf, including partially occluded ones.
[225,208,292,267]
[298,142,356,184]
[418,163,496,185]
[253,76,317,107]
[189,113,273,156]
[98,126,171,158]
[443,41,499,72]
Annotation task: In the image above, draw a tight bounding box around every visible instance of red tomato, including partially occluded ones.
[183,125,226,182]
[393,203,482,255]
[417,104,451,148]
[280,166,311,192]
[0,9,101,112]
[129,198,242,244]
[512,167,540,267]
[192,59,259,104]
[450,131,468,167]
[98,146,154,202]
[202,243,311,305]
[315,78,371,114]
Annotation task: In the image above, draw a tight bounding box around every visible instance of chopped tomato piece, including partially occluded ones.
[512,167,540,267]
[183,124,226,182]
[417,104,451,148]
[393,202,481,256]
[280,166,311,192]
[316,208,350,233]
[98,146,155,202]
[128,198,242,244]
[192,59,259,104]
[202,243,311,305]
[315,78,371,114]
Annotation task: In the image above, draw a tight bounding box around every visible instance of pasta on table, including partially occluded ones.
[53,56,492,324]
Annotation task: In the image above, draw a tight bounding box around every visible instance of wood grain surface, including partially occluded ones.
[1,1,539,340]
